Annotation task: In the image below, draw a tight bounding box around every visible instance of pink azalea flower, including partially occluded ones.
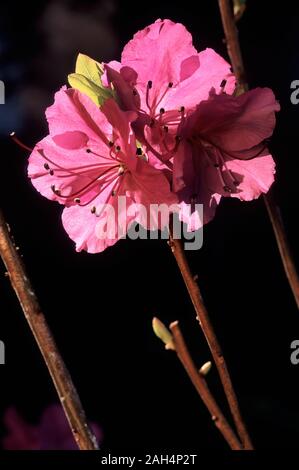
[104,19,236,168]
[2,405,103,450]
[176,88,280,229]
[28,87,177,253]
[103,18,279,229]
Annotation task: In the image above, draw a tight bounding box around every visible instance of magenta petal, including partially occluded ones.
[121,19,197,102]
[46,87,111,142]
[166,48,236,110]
[226,153,276,200]
[28,136,114,206]
[188,87,280,155]
[62,192,137,253]
[53,131,88,150]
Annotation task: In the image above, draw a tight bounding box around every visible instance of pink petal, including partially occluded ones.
[105,65,140,112]
[61,178,136,253]
[188,88,280,156]
[122,19,196,87]
[52,131,88,150]
[226,153,276,200]
[121,19,197,111]
[46,87,111,142]
[165,48,236,110]
[28,136,115,206]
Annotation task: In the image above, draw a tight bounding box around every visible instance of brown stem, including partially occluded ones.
[264,191,299,309]
[168,230,253,449]
[170,321,242,450]
[0,209,98,450]
[218,0,299,309]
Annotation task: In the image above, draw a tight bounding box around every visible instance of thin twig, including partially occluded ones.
[170,321,242,450]
[168,229,253,449]
[218,0,299,309]
[0,209,98,450]
[264,193,299,309]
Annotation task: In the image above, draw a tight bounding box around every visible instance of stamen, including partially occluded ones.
[44,163,50,170]
[220,79,227,89]
[118,165,125,175]
[74,198,81,204]
[179,106,185,113]
[91,206,96,214]
[136,148,143,156]
[51,185,61,196]
[168,82,173,88]
[159,108,165,114]
[10,132,33,152]
[146,81,153,111]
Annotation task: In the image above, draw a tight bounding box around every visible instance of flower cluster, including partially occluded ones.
[28,19,279,253]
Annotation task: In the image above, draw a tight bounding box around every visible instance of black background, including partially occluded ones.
[0,0,299,450]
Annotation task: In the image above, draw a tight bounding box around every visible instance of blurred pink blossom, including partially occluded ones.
[2,404,103,450]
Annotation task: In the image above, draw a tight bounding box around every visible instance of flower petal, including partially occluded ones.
[46,87,111,142]
[28,136,116,206]
[225,153,276,200]
[165,48,236,110]
[187,88,280,156]
[62,187,136,253]
[121,18,197,90]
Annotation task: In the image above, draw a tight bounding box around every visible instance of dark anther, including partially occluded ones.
[44,163,50,170]
[51,185,61,196]
[133,89,138,96]
[136,147,143,156]
[147,80,153,89]
[49,170,54,176]
[149,119,155,128]
[179,106,185,112]
[116,145,121,152]
[223,185,232,193]
[168,82,173,88]
[163,125,169,132]
[233,180,239,186]
[91,206,96,214]
[74,198,81,204]
[159,108,165,114]
[108,141,114,147]
[214,163,220,168]
[86,149,91,153]
[220,79,227,88]
[112,190,116,196]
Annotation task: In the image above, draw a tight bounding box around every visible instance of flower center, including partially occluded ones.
[133,80,184,162]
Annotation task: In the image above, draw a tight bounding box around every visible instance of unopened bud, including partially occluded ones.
[199,361,212,376]
[152,317,175,351]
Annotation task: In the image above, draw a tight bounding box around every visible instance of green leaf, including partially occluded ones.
[68,53,115,106]
[75,53,104,86]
